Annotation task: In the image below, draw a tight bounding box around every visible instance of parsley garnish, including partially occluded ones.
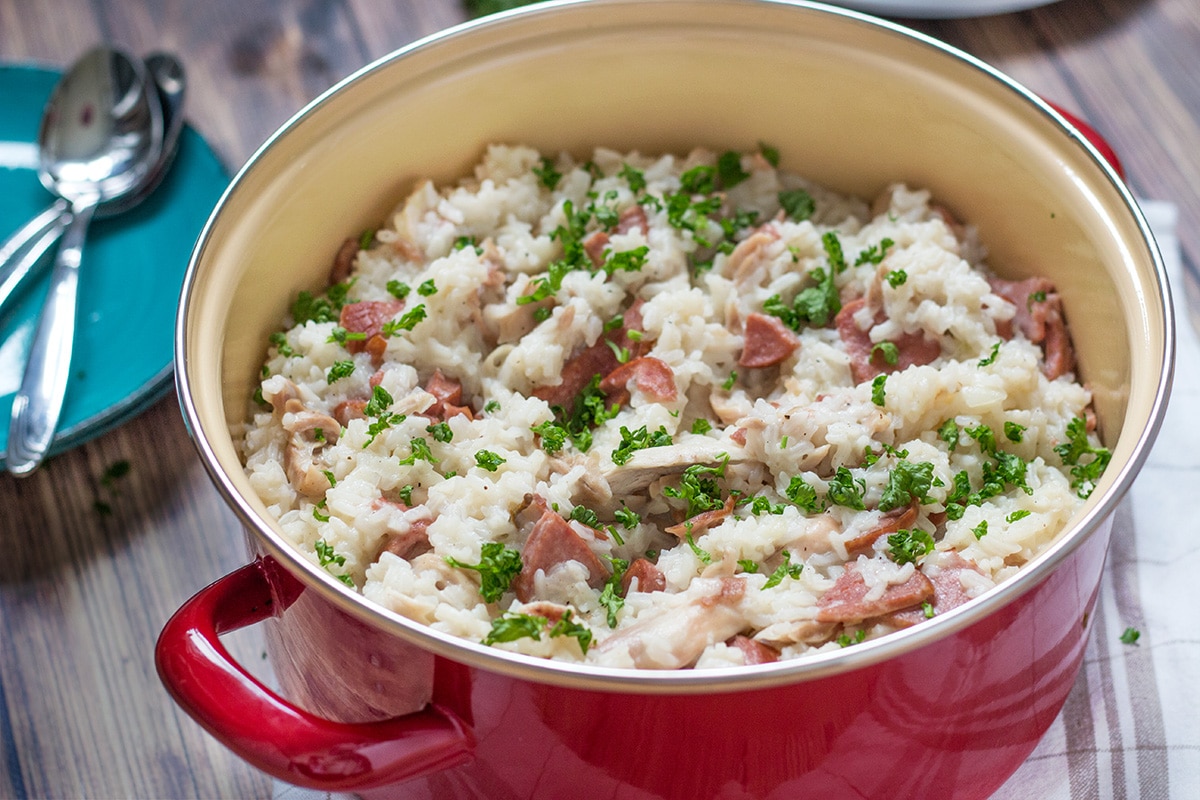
[483,608,592,654]
[741,494,786,516]
[475,450,506,472]
[1053,416,1111,499]
[722,372,738,390]
[822,232,848,274]
[1119,626,1140,645]
[1004,421,1026,443]
[484,400,501,413]
[717,151,750,189]
[618,163,646,193]
[614,506,640,529]
[871,341,899,366]
[327,327,367,346]
[854,238,895,266]
[551,373,620,453]
[785,476,821,513]
[972,520,988,539]
[426,421,453,443]
[327,359,355,383]
[398,438,436,465]
[762,550,803,588]
[269,331,297,358]
[738,559,760,573]
[532,420,569,454]
[826,467,866,510]
[1006,509,1032,523]
[887,528,935,565]
[314,539,354,587]
[611,425,673,466]
[886,269,908,287]
[691,418,713,435]
[778,188,815,221]
[837,629,867,647]
[762,264,840,329]
[938,419,960,451]
[386,279,411,299]
[878,460,936,512]
[978,341,1001,367]
[381,304,426,336]
[445,542,523,602]
[685,531,713,565]
[871,374,888,406]
[598,556,629,627]
[663,455,730,518]
[363,386,407,447]
[532,156,561,190]
[359,228,375,250]
[417,279,438,297]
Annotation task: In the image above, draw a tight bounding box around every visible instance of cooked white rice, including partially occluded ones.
[238,144,1109,669]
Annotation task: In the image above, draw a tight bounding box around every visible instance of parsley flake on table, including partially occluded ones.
[1119,626,1141,645]
[445,542,523,602]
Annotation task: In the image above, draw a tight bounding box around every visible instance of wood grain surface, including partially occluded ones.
[0,1,1195,797]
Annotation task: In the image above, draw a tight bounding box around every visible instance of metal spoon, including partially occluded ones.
[0,51,186,322]
[6,46,164,476]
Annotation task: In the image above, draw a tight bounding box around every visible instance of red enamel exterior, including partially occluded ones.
[155,512,1110,799]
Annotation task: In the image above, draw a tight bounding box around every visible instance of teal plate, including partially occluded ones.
[0,64,228,469]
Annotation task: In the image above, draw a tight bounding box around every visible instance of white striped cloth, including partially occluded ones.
[274,201,1193,800]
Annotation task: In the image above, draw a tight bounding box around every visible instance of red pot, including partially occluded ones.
[158,2,1173,797]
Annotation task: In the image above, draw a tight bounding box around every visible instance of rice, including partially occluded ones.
[238,144,1110,669]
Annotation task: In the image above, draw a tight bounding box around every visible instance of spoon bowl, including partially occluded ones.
[0,52,186,320]
[7,46,164,476]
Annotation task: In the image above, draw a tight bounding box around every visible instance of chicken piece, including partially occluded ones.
[594,578,747,669]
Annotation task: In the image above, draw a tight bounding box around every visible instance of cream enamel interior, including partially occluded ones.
[178,0,1170,686]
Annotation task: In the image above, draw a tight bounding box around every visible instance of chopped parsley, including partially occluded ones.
[785,476,822,513]
[358,228,375,250]
[691,418,713,435]
[445,542,523,602]
[978,341,1002,367]
[398,437,436,465]
[1006,509,1032,523]
[762,264,839,330]
[618,163,646,193]
[611,424,673,466]
[417,279,438,297]
[610,506,639,531]
[426,421,454,443]
[878,460,936,512]
[269,331,297,358]
[854,238,895,266]
[292,282,352,325]
[762,550,803,589]
[972,520,989,540]
[663,455,730,518]
[759,142,780,167]
[741,494,786,516]
[826,466,866,510]
[938,419,960,452]
[532,156,562,189]
[551,373,621,453]
[837,629,867,647]
[326,359,355,383]
[685,532,713,565]
[871,341,899,366]
[1053,416,1111,499]
[381,304,426,336]
[887,528,935,565]
[452,235,481,254]
[822,231,848,274]
[531,420,569,454]
[1004,421,1026,443]
[721,372,738,390]
[1119,626,1141,645]
[922,602,935,619]
[568,505,600,528]
[886,269,908,288]
[871,374,888,406]
[483,608,592,654]
[326,327,367,346]
[363,386,407,447]
[717,150,750,189]
[387,279,411,299]
[484,400,501,413]
[474,450,506,472]
[738,559,760,573]
[314,539,354,587]
[778,188,815,221]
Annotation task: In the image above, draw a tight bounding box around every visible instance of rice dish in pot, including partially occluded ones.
[239,144,1110,669]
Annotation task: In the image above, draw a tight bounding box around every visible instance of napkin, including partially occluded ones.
[274,201,1191,800]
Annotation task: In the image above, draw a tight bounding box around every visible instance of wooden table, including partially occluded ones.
[0,1,1195,797]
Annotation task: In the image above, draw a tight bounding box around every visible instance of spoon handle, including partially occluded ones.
[0,199,71,319]
[7,196,99,476]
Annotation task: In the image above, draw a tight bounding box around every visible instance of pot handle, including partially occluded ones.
[155,559,474,791]
[1045,100,1125,178]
